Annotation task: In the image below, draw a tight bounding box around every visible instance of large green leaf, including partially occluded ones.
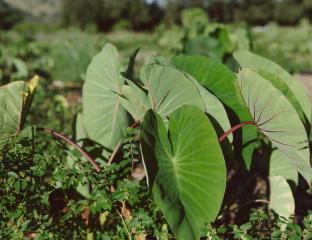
[83,43,129,151]
[238,69,312,184]
[269,176,295,222]
[0,76,38,150]
[119,63,205,123]
[140,106,226,240]
[173,55,257,169]
[134,64,205,120]
[234,50,311,127]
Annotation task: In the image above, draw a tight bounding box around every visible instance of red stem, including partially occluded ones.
[37,127,100,173]
[130,121,140,128]
[219,121,256,142]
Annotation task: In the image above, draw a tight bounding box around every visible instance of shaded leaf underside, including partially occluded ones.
[238,69,312,184]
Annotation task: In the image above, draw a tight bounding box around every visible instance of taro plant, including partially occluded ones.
[74,43,312,239]
[1,42,312,239]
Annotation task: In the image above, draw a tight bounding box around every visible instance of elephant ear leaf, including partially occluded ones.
[140,64,205,119]
[234,50,311,128]
[140,106,226,240]
[237,69,312,184]
[0,75,39,150]
[83,43,129,151]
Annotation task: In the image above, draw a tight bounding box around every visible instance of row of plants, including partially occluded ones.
[1,40,312,239]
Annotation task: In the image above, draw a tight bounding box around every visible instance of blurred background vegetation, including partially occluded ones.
[2,0,312,85]
[1,0,312,125]
[4,0,312,30]
[1,0,312,83]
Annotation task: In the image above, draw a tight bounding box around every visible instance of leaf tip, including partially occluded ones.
[28,75,39,94]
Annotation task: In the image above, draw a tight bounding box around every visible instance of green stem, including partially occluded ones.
[37,127,100,173]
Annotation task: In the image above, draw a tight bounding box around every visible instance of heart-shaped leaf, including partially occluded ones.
[0,76,39,150]
[140,106,226,240]
[83,43,129,151]
[238,69,312,184]
[174,55,257,169]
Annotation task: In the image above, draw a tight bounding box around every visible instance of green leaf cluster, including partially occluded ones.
[78,43,312,239]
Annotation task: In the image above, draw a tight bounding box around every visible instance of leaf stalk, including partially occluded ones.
[219,121,256,142]
[37,127,100,173]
